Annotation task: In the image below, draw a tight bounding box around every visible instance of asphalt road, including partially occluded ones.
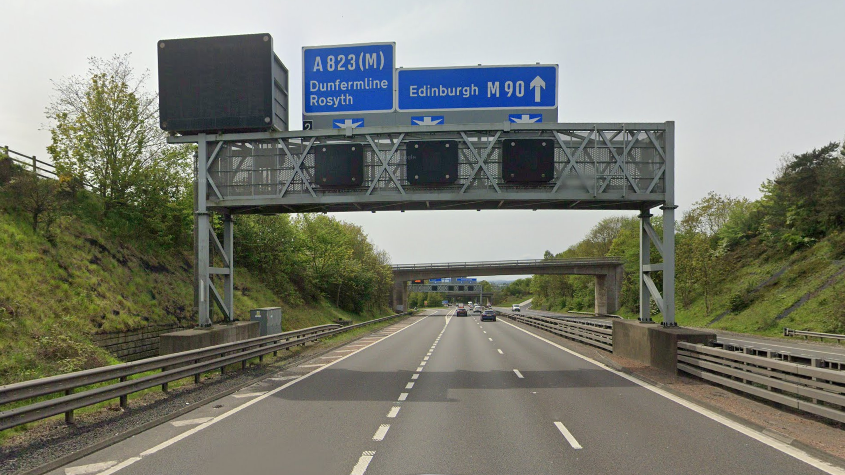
[49,309,843,475]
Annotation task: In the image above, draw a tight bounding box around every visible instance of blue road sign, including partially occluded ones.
[428,278,451,283]
[303,43,395,114]
[397,64,557,111]
[410,115,444,126]
[456,277,477,283]
[509,113,543,123]
[332,118,365,129]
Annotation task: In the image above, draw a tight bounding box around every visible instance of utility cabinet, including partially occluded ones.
[250,307,283,336]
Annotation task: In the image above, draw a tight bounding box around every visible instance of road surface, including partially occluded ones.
[50,309,843,475]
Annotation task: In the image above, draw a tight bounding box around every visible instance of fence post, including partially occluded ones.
[32,155,37,174]
[65,389,75,424]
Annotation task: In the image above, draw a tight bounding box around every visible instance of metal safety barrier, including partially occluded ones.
[677,342,845,424]
[502,313,612,351]
[784,328,845,344]
[0,313,407,432]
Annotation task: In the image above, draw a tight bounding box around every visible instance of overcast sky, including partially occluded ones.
[2,0,844,270]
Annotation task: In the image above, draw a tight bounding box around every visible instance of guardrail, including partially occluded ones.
[392,257,624,271]
[677,342,845,424]
[1,145,57,181]
[784,328,845,344]
[502,313,612,351]
[0,313,406,432]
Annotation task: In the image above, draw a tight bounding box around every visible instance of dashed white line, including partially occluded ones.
[513,369,524,379]
[372,424,390,441]
[420,361,426,366]
[483,331,487,334]
[170,417,213,427]
[554,421,583,449]
[488,338,493,342]
[497,349,504,355]
[349,451,375,475]
[65,461,118,474]
[387,406,401,418]
[411,373,419,380]
[423,356,429,361]
[398,392,408,401]
[405,382,415,389]
[416,366,424,372]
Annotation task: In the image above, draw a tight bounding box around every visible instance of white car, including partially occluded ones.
[473,305,482,314]
[512,304,520,313]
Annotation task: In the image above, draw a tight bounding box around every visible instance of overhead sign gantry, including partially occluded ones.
[158,33,676,328]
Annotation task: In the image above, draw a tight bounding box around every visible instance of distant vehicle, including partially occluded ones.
[481,309,497,322]
[473,305,482,314]
[457,307,468,317]
[512,304,520,313]
[485,304,492,309]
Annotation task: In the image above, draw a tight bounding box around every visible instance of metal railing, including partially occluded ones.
[784,328,845,344]
[393,257,624,272]
[1,145,57,181]
[503,313,612,351]
[0,313,406,432]
[677,342,845,424]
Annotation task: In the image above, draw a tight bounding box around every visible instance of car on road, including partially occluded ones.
[481,309,496,322]
[456,306,468,316]
[512,304,520,313]
[473,305,482,314]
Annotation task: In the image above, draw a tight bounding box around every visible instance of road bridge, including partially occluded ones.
[392,258,624,314]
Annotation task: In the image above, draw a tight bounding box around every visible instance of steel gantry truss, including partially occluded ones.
[172,121,676,326]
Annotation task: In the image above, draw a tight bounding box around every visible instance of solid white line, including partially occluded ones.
[100,316,430,473]
[498,319,845,475]
[398,392,408,401]
[411,373,419,380]
[232,392,266,398]
[405,382,415,389]
[513,369,524,379]
[554,421,583,449]
[498,349,504,355]
[372,424,390,441]
[387,406,401,418]
[349,451,375,475]
[170,417,213,427]
[65,461,118,474]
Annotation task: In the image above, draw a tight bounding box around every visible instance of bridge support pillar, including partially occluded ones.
[595,275,608,315]
[392,280,408,312]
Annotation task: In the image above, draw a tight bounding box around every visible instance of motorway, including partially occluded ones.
[513,302,845,364]
[50,309,842,475]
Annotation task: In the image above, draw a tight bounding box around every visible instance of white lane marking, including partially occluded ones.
[350,451,375,475]
[423,356,429,361]
[232,392,266,398]
[65,461,118,474]
[387,406,401,418]
[170,417,213,427]
[554,421,583,449]
[498,319,845,475]
[318,355,343,359]
[298,364,325,368]
[405,382,415,389]
[416,367,424,372]
[420,361,426,366]
[488,338,493,342]
[97,457,141,475]
[398,392,408,401]
[411,373,419,380]
[498,349,504,355]
[333,349,357,352]
[372,424,390,441]
[513,369,524,379]
[426,352,432,356]
[483,331,487,334]
[268,375,300,382]
[101,317,430,472]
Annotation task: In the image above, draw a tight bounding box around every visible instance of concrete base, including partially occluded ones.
[159,321,260,355]
[612,319,716,373]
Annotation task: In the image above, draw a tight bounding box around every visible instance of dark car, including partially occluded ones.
[481,310,496,322]
[457,307,468,317]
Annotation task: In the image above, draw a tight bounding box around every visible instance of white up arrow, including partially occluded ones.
[412,117,443,126]
[334,119,363,128]
[530,76,546,103]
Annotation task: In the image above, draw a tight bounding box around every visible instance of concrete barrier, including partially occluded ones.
[159,321,260,355]
[612,319,715,373]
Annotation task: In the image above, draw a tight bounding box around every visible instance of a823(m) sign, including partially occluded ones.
[302,42,395,114]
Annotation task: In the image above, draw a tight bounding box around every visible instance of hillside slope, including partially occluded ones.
[0,210,383,385]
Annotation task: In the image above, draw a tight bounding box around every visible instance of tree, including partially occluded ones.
[7,171,63,235]
[46,55,172,213]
